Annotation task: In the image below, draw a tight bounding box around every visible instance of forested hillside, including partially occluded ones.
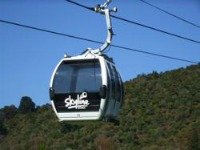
[0,64,200,149]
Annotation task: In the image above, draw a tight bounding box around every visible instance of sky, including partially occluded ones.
[0,0,200,108]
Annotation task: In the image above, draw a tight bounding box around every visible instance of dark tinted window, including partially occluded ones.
[107,63,115,99]
[113,67,121,102]
[53,60,101,93]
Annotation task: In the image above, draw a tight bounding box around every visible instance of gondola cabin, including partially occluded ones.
[49,52,123,121]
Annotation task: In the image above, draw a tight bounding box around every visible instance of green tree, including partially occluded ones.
[0,112,7,136]
[0,105,17,120]
[18,96,36,114]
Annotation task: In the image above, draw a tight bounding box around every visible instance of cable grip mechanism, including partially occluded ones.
[86,0,117,55]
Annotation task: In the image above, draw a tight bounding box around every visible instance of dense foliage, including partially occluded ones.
[0,64,199,149]
[18,96,36,114]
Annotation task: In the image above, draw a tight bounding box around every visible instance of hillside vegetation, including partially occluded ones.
[0,64,200,149]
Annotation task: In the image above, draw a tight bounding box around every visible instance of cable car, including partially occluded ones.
[49,0,124,121]
[49,52,123,121]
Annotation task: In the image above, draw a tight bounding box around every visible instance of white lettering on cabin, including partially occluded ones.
[64,92,90,109]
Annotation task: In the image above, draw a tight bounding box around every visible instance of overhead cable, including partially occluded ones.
[139,0,200,29]
[110,45,197,64]
[0,19,198,64]
[66,0,200,44]
[0,19,103,44]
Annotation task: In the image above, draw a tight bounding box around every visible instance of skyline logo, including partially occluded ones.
[64,92,90,109]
